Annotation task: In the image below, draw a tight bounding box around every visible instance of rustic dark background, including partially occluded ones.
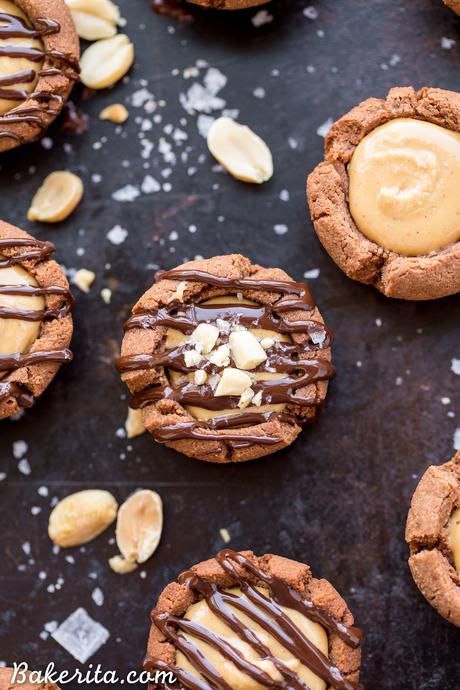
[1,0,460,688]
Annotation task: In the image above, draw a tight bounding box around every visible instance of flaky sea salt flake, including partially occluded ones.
[52,608,110,663]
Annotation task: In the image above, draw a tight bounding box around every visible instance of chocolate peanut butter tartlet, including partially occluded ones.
[0,220,73,420]
[144,549,362,690]
[406,452,460,626]
[307,86,460,300]
[0,0,79,152]
[117,254,333,463]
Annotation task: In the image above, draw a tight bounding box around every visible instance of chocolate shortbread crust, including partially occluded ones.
[307,86,460,301]
[118,254,332,463]
[443,0,460,15]
[406,452,460,626]
[0,220,73,420]
[0,0,79,153]
[145,550,362,690]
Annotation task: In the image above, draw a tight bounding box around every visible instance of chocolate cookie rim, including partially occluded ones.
[0,222,73,417]
[307,86,460,300]
[405,452,460,625]
[0,0,80,152]
[145,550,362,690]
[117,260,333,452]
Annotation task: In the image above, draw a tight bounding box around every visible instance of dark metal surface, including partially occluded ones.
[1,0,460,688]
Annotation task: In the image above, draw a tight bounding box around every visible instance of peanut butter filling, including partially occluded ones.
[176,586,328,690]
[0,256,45,379]
[348,118,460,256]
[0,0,44,115]
[449,506,460,574]
[166,296,291,423]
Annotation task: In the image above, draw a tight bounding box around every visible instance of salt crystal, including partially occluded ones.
[279,189,290,201]
[197,114,215,137]
[112,185,140,202]
[251,9,273,27]
[38,486,49,497]
[130,88,153,108]
[316,117,333,138]
[253,87,266,99]
[141,175,161,193]
[31,506,41,516]
[106,225,128,245]
[451,358,460,375]
[13,440,28,459]
[274,224,288,235]
[92,587,104,607]
[203,67,227,95]
[303,6,318,19]
[0,473,6,481]
[52,608,110,663]
[441,37,456,49]
[454,428,460,451]
[18,458,31,475]
[180,83,225,114]
[303,268,320,279]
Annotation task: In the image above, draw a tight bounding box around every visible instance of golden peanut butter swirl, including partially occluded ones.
[0,237,73,405]
[0,2,79,143]
[145,550,362,690]
[117,269,333,448]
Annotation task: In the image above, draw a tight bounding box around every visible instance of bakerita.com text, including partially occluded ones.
[10,662,176,686]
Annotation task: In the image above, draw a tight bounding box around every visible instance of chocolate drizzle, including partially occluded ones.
[145,550,362,690]
[0,236,73,408]
[117,268,333,449]
[0,10,79,143]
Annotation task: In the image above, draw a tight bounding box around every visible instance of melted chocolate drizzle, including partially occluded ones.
[117,269,333,449]
[145,550,362,690]
[0,237,73,407]
[0,11,79,143]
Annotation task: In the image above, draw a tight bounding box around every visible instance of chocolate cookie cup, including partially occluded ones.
[443,0,460,15]
[117,254,333,463]
[0,0,79,152]
[186,0,269,9]
[144,549,363,690]
[0,220,73,419]
[406,452,460,627]
[307,87,460,301]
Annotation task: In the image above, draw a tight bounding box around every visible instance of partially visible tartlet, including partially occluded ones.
[0,220,73,419]
[145,550,363,690]
[0,0,79,152]
[406,452,460,627]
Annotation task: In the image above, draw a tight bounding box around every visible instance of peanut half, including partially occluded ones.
[99,103,129,123]
[27,171,84,223]
[207,117,273,184]
[125,407,146,439]
[110,490,163,574]
[80,35,134,89]
[48,490,118,548]
[66,0,120,41]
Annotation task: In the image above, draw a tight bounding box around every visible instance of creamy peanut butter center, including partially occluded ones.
[166,296,292,423]
[0,256,45,379]
[176,586,328,690]
[348,118,460,256]
[449,506,460,574]
[0,0,44,115]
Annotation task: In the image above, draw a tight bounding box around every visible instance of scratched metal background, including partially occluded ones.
[1,0,460,688]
